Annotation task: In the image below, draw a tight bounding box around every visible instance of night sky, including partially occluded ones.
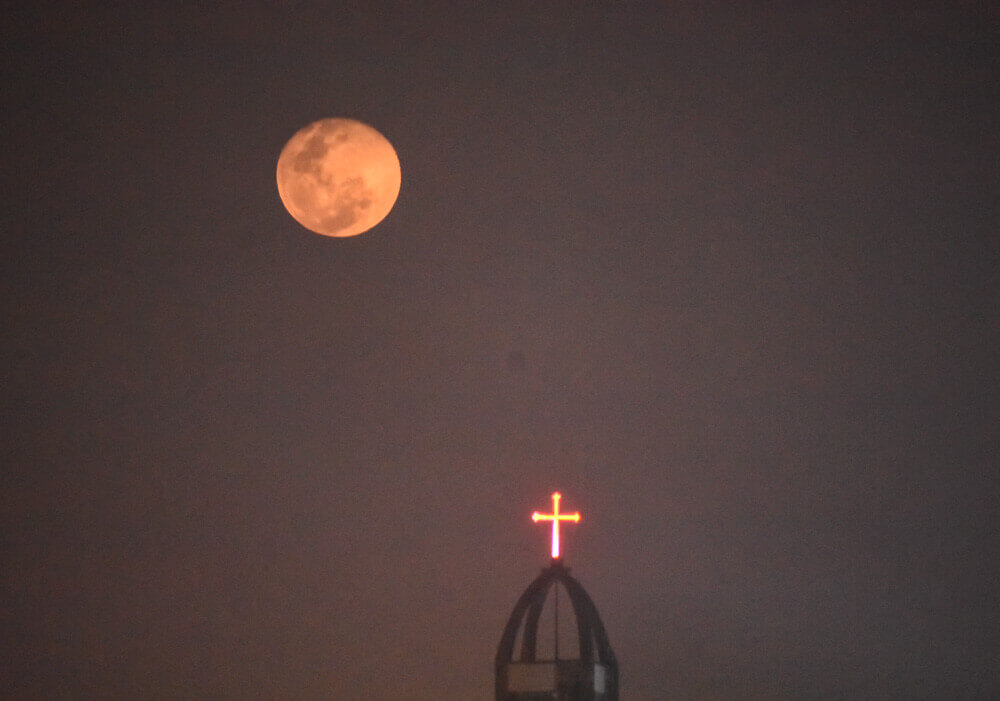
[4,2,999,698]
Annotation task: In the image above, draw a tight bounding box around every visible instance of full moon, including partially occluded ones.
[276,118,401,237]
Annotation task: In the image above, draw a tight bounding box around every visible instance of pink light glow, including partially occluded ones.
[531,492,581,559]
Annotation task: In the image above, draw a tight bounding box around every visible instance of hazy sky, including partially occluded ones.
[4,2,998,698]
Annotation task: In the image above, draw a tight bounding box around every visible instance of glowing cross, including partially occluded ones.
[531,492,581,559]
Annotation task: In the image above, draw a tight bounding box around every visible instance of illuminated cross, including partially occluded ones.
[531,492,581,560]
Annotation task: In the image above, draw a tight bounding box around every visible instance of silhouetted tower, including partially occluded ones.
[495,493,619,700]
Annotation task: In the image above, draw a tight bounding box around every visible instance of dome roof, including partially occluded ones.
[495,560,618,699]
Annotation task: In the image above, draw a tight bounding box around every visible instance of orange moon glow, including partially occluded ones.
[276,118,401,237]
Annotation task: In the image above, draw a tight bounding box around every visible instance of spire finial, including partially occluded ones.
[531,492,580,559]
